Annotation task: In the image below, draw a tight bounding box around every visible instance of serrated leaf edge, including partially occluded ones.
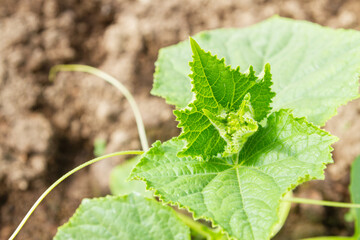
[152,17,360,126]
[131,114,337,240]
[174,40,275,159]
[55,193,190,239]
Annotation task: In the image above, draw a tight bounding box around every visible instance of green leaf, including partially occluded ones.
[131,110,337,240]
[350,155,360,238]
[174,38,274,158]
[153,17,360,126]
[54,193,190,240]
[110,156,153,197]
[93,138,106,157]
[203,93,258,156]
[344,208,356,223]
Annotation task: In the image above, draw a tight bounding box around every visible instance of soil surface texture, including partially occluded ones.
[0,0,360,239]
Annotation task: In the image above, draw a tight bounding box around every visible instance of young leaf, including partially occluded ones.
[203,93,258,156]
[174,38,274,158]
[131,110,337,240]
[54,193,190,240]
[350,155,360,238]
[153,17,360,126]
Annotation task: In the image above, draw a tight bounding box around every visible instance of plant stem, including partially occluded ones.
[176,212,226,240]
[282,197,360,209]
[9,150,144,240]
[49,64,149,151]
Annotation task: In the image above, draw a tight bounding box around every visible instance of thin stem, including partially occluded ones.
[49,64,149,151]
[9,150,144,240]
[176,212,226,240]
[282,197,360,209]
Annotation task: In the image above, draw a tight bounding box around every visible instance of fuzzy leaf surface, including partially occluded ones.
[131,110,337,240]
[174,39,274,158]
[54,194,190,240]
[153,17,360,126]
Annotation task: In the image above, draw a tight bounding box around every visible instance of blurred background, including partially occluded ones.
[0,0,360,239]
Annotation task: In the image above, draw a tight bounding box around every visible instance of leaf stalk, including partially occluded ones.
[176,212,227,240]
[49,64,149,151]
[282,197,360,209]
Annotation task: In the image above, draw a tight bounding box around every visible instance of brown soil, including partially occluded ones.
[0,0,359,239]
